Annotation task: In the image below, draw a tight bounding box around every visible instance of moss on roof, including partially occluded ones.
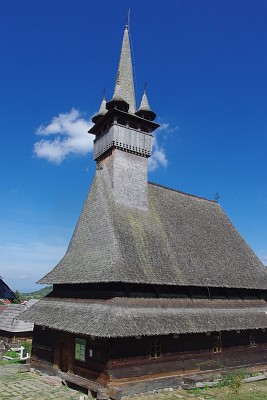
[38,174,267,290]
[20,297,267,337]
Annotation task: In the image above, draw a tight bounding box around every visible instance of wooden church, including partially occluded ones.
[21,21,267,399]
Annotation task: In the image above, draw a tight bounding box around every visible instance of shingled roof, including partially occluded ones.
[20,297,267,338]
[0,300,38,333]
[38,171,267,290]
[110,24,136,113]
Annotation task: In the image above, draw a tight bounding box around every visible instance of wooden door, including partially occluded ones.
[59,342,69,372]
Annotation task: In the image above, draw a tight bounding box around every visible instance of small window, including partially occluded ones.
[151,339,161,358]
[213,346,222,353]
[249,334,256,347]
[75,338,86,362]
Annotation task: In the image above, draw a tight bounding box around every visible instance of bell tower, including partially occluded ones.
[89,22,159,210]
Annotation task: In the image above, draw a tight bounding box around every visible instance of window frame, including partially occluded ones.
[213,345,222,353]
[75,338,86,362]
[150,339,161,358]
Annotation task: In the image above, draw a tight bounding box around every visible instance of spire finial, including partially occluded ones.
[108,15,136,113]
[144,81,147,93]
[126,9,130,29]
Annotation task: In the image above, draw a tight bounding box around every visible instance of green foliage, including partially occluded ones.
[0,358,19,365]
[251,371,260,377]
[4,350,19,359]
[187,387,202,395]
[197,359,247,395]
[218,369,246,394]
[13,290,21,304]
[21,340,32,355]
[21,286,52,300]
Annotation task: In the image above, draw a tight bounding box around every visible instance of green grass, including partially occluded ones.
[4,351,19,359]
[205,380,267,399]
[130,379,267,400]
[0,358,19,365]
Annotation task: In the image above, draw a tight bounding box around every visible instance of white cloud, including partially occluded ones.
[34,110,175,172]
[157,122,170,132]
[148,119,178,172]
[157,122,179,134]
[34,108,94,164]
[148,136,168,172]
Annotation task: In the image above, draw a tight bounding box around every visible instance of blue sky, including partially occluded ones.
[0,0,266,292]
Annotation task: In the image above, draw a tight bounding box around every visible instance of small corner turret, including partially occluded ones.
[135,85,156,121]
[92,94,107,124]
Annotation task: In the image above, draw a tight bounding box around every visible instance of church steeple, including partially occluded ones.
[107,24,136,113]
[90,21,159,160]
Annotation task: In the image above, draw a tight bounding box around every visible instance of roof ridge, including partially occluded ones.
[148,181,217,203]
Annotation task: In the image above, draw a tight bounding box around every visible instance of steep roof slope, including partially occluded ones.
[39,172,267,289]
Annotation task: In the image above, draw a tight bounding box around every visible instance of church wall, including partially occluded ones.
[31,326,110,384]
[31,325,54,365]
[107,331,267,381]
[73,336,110,384]
[31,326,267,387]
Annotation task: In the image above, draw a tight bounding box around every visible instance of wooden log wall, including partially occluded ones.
[31,325,54,364]
[32,326,110,384]
[108,330,267,381]
[73,337,110,385]
[31,326,267,387]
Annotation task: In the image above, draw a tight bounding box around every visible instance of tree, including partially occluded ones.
[13,290,21,304]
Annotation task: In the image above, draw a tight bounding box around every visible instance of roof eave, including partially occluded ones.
[89,108,159,136]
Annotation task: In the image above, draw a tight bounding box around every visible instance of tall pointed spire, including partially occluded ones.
[90,15,159,166]
[111,21,136,113]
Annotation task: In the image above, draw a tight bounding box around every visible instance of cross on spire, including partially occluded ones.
[126,9,130,29]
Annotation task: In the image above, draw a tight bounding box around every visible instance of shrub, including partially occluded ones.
[218,369,246,394]
[21,340,32,355]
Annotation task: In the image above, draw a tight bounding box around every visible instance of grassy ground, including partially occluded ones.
[1,360,267,399]
[130,380,267,400]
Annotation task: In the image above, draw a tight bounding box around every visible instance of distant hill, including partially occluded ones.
[21,286,52,300]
